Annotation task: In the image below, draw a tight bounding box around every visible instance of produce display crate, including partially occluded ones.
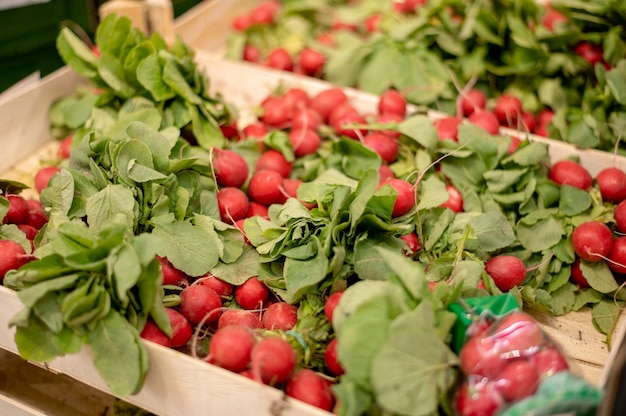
[0,48,625,415]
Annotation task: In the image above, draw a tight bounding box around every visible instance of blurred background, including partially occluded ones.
[0,0,203,93]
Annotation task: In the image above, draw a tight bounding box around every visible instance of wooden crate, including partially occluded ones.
[0,51,623,415]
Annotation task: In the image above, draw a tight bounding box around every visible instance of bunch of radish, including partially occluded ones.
[456,310,569,416]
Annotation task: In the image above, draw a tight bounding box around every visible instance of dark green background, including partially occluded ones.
[0,0,202,94]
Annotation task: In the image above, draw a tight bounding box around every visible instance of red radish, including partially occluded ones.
[179,285,223,325]
[537,109,555,127]
[232,14,252,31]
[255,150,292,177]
[26,199,48,230]
[316,32,335,46]
[484,255,526,292]
[235,276,269,310]
[542,7,568,31]
[246,201,269,219]
[242,122,269,140]
[199,273,233,297]
[217,187,250,224]
[217,309,263,329]
[140,320,171,347]
[235,219,250,244]
[220,121,239,141]
[530,347,569,378]
[365,14,382,33]
[262,302,298,330]
[493,94,523,126]
[548,160,593,190]
[520,111,536,133]
[400,232,420,255]
[266,48,293,71]
[575,42,605,67]
[158,256,189,287]
[57,135,73,159]
[460,89,487,117]
[378,89,407,118]
[324,291,344,324]
[209,325,257,372]
[493,312,543,356]
[614,200,626,233]
[332,110,368,139]
[310,88,348,122]
[378,164,395,182]
[250,336,297,384]
[376,113,403,139]
[379,178,416,217]
[455,380,501,416]
[507,136,522,155]
[332,20,358,31]
[291,107,322,131]
[248,170,284,205]
[282,88,310,114]
[468,110,500,135]
[298,48,325,76]
[260,96,291,128]
[324,338,344,376]
[243,44,261,63]
[212,148,249,189]
[569,257,590,288]
[166,308,193,348]
[607,237,626,275]
[433,117,462,142]
[34,166,61,193]
[493,360,539,402]
[440,184,463,213]
[249,0,280,25]
[288,128,322,157]
[597,167,626,203]
[17,224,38,242]
[281,178,302,201]
[285,369,335,411]
[363,132,399,164]
[571,221,613,262]
[328,103,359,127]
[459,334,507,378]
[4,194,29,224]
[0,240,30,280]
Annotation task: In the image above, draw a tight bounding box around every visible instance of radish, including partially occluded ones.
[493,311,543,356]
[209,325,257,372]
[433,117,461,142]
[255,150,293,178]
[232,14,252,31]
[288,128,322,157]
[507,136,522,155]
[246,201,269,219]
[310,88,348,122]
[548,160,593,190]
[569,258,590,288]
[250,336,297,384]
[217,187,250,224]
[248,170,284,205]
[542,7,568,32]
[291,107,322,132]
[282,88,310,115]
[493,360,539,402]
[212,148,249,189]
[379,178,416,217]
[199,273,233,297]
[243,44,261,63]
[376,113,403,139]
[260,96,291,128]
[400,232,420,255]
[179,285,223,325]
[493,94,523,126]
[281,178,302,201]
[266,48,293,71]
[158,256,189,287]
[235,276,269,310]
[571,221,613,262]
[324,338,344,376]
[324,291,344,324]
[249,0,280,25]
[530,347,569,378]
[455,380,501,416]
[378,89,407,118]
[57,135,73,159]
[26,199,48,230]
[365,13,382,33]
[468,110,500,135]
[34,166,61,193]
[140,320,171,347]
[242,122,269,140]
[440,184,463,213]
[459,334,507,378]
[262,302,298,330]
[3,194,29,225]
[614,200,626,233]
[298,48,325,76]
[575,42,605,67]
[17,224,38,242]
[520,111,536,133]
[460,89,487,117]
[166,308,193,348]
[607,237,626,275]
[484,255,526,292]
[378,164,395,182]
[285,369,334,411]
[362,132,399,164]
[596,167,626,203]
[0,240,31,280]
[218,309,263,329]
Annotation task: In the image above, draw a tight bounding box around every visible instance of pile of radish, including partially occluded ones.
[0,11,623,416]
[226,0,626,153]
